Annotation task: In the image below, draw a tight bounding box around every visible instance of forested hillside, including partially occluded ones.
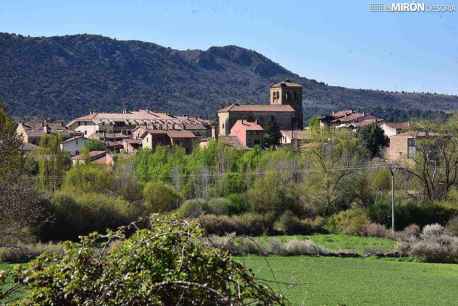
[0,32,457,121]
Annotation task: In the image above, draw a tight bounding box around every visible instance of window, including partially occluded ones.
[407,138,416,159]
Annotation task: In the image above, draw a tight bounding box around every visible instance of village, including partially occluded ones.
[15,80,418,166]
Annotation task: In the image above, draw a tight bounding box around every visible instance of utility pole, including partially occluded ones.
[389,165,396,233]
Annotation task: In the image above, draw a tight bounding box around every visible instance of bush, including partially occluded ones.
[399,224,458,263]
[62,164,113,194]
[326,208,369,235]
[176,198,208,218]
[360,223,387,238]
[224,193,250,215]
[207,197,232,215]
[198,213,274,236]
[40,191,140,241]
[284,240,322,256]
[273,211,323,235]
[205,236,326,256]
[0,243,62,263]
[446,216,458,236]
[368,200,458,229]
[12,216,286,305]
[143,182,181,213]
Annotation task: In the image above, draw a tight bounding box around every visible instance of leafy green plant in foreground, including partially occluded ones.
[10,215,287,305]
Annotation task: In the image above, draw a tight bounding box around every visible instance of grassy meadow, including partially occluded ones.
[240,256,458,306]
[255,234,397,254]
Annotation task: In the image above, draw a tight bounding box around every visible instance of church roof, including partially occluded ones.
[271,80,302,88]
[218,104,295,113]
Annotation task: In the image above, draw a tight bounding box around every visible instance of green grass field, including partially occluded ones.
[240,256,458,306]
[255,234,397,254]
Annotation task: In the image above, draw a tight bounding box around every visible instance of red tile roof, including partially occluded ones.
[232,120,264,131]
[383,122,410,129]
[271,80,302,88]
[166,130,196,139]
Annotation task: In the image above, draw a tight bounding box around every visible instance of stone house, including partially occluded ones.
[140,129,197,153]
[385,131,438,161]
[381,122,410,137]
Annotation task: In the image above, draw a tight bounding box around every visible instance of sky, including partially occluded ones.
[1,0,458,94]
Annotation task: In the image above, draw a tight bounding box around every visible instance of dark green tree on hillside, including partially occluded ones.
[358,123,388,158]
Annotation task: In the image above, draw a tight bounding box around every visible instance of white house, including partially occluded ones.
[381,122,410,137]
[60,135,89,156]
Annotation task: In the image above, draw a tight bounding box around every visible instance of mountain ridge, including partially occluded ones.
[0,32,456,121]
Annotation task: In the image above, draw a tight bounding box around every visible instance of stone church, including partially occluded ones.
[217,80,303,136]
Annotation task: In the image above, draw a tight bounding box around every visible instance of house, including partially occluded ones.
[216,136,245,150]
[319,110,383,129]
[71,150,114,167]
[66,110,211,140]
[20,143,39,153]
[217,80,303,136]
[140,129,196,153]
[16,120,74,144]
[122,139,142,154]
[381,122,410,137]
[166,130,197,153]
[385,131,437,161]
[60,135,89,156]
[141,130,172,150]
[230,120,264,148]
[280,129,310,145]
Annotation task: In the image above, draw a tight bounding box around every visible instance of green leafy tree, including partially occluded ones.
[37,134,69,192]
[358,123,388,158]
[12,215,287,305]
[143,182,181,212]
[83,139,106,151]
[0,103,45,244]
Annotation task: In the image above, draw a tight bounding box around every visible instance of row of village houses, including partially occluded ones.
[16,80,421,166]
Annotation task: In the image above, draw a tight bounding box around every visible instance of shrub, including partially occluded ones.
[0,243,62,263]
[143,181,181,212]
[213,173,247,196]
[207,197,232,215]
[40,191,140,241]
[237,213,275,235]
[205,236,326,256]
[176,198,208,218]
[62,164,113,194]
[12,216,287,305]
[198,214,239,236]
[368,200,458,229]
[399,224,458,263]
[360,223,387,238]
[224,193,250,215]
[326,208,369,235]
[284,240,322,256]
[273,211,322,235]
[446,216,458,236]
[198,213,274,236]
